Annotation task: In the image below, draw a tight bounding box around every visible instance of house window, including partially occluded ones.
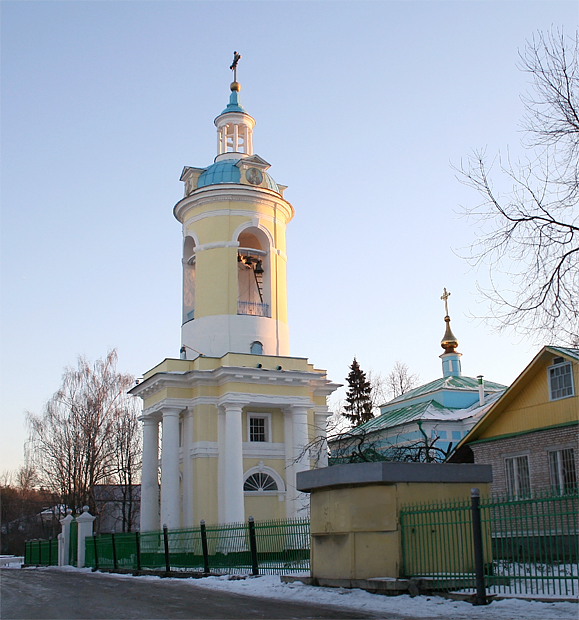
[248,414,271,442]
[549,448,577,494]
[549,359,574,400]
[243,472,278,492]
[505,455,531,497]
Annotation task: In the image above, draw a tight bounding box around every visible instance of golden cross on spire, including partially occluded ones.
[230,51,242,81]
[441,287,451,317]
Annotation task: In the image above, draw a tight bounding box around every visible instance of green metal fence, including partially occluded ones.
[24,538,59,566]
[400,489,578,597]
[84,517,310,575]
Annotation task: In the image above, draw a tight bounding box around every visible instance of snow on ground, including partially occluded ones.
[0,556,25,568]
[14,566,576,620]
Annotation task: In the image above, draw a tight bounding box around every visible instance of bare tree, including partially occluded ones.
[458,29,578,345]
[385,361,419,400]
[109,400,142,532]
[27,350,142,515]
[327,423,453,464]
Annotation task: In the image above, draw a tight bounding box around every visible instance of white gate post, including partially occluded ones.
[58,510,74,566]
[76,506,96,568]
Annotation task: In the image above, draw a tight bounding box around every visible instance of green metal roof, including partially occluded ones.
[351,400,454,435]
[384,375,506,407]
[345,390,505,438]
[549,346,579,362]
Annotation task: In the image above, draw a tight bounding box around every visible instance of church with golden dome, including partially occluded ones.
[330,289,507,463]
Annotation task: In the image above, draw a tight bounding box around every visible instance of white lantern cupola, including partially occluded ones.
[215,81,256,162]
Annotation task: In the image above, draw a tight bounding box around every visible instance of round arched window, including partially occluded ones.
[243,472,278,492]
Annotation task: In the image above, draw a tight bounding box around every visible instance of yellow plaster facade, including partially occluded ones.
[460,347,578,442]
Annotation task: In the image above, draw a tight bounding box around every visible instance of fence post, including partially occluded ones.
[48,537,52,566]
[135,532,141,571]
[58,510,74,566]
[163,525,170,573]
[111,533,118,570]
[38,540,42,566]
[248,516,259,576]
[200,521,210,574]
[76,506,96,568]
[471,488,488,605]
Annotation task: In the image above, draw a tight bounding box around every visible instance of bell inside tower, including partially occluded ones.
[237,228,270,318]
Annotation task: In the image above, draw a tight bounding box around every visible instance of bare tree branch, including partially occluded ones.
[26,350,142,520]
[457,28,579,345]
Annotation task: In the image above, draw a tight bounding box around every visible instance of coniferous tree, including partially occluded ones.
[343,358,374,426]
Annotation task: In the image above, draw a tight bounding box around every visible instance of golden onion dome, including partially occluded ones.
[441,316,459,353]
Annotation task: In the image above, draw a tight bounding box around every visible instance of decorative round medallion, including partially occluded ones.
[246,167,263,185]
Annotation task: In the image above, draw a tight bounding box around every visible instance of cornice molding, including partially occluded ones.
[174,186,294,225]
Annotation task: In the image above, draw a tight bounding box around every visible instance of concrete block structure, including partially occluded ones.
[297,462,492,581]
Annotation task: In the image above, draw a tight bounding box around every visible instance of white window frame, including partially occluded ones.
[243,465,285,496]
[548,359,575,401]
[505,454,531,498]
[247,413,272,443]
[549,448,577,494]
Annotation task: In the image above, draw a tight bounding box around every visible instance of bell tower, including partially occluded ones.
[132,53,339,532]
[175,62,293,359]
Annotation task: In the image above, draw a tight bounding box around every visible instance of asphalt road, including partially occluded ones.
[0,568,391,620]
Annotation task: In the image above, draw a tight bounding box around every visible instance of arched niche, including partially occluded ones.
[183,236,196,324]
[237,226,271,319]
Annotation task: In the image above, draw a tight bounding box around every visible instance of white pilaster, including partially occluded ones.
[218,403,245,524]
[140,416,160,532]
[161,408,181,529]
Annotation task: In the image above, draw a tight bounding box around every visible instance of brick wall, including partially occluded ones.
[470,425,578,496]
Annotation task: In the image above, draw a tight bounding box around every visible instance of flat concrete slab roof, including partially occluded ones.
[297,462,492,492]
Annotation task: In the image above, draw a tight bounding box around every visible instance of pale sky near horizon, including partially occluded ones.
[1,1,577,474]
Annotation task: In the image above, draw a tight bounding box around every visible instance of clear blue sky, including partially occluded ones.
[1,1,576,473]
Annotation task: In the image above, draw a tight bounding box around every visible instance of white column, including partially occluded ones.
[218,404,245,524]
[182,408,195,527]
[76,507,96,568]
[288,406,310,516]
[233,125,239,152]
[140,416,160,532]
[161,408,181,529]
[314,410,330,468]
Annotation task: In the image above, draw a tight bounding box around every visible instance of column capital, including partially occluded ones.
[142,416,160,427]
[287,405,310,417]
[162,407,182,419]
[219,401,244,415]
